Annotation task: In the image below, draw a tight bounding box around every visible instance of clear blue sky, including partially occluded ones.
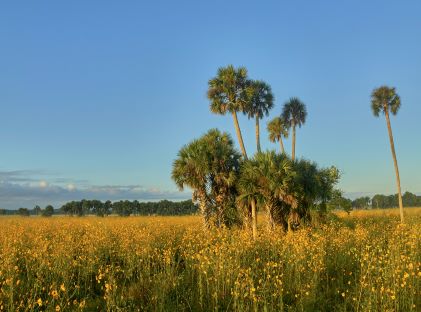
[1,1,420,208]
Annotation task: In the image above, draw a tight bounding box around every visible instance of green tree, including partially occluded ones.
[402,191,417,207]
[246,80,274,153]
[237,159,264,238]
[267,117,289,154]
[18,207,30,217]
[328,190,352,214]
[238,151,296,232]
[282,97,307,161]
[207,65,252,159]
[352,196,371,209]
[33,205,41,216]
[371,86,404,222]
[172,129,241,228]
[42,205,54,217]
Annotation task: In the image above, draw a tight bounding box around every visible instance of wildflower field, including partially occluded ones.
[0,209,420,311]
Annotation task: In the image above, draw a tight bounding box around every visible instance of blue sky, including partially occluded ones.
[1,1,420,209]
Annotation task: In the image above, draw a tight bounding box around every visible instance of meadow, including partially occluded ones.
[0,209,420,311]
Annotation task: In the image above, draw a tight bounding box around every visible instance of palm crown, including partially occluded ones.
[282,97,307,128]
[246,80,274,119]
[371,86,401,117]
[267,117,289,143]
[207,65,250,114]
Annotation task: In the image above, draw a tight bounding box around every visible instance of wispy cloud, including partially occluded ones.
[0,170,190,209]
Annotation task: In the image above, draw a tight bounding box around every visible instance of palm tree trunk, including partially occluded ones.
[251,199,257,239]
[255,116,261,153]
[266,204,275,231]
[232,111,248,159]
[197,191,211,229]
[292,122,296,161]
[279,137,285,154]
[385,110,404,223]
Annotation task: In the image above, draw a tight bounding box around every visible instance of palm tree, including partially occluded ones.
[207,65,252,159]
[238,151,296,232]
[172,129,241,228]
[281,97,307,161]
[246,80,274,153]
[267,116,289,154]
[237,158,264,239]
[371,86,404,223]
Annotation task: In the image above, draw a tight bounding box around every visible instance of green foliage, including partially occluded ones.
[17,207,30,217]
[371,86,401,116]
[207,65,251,115]
[245,80,274,119]
[60,199,198,216]
[370,192,421,209]
[281,97,307,128]
[267,116,289,143]
[236,152,341,231]
[352,196,371,209]
[328,190,353,214]
[237,151,295,229]
[33,205,41,215]
[41,205,54,217]
[172,129,241,227]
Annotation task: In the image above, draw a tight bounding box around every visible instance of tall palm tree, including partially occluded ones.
[246,80,274,153]
[282,97,307,161]
[267,116,289,154]
[207,65,252,159]
[371,86,404,223]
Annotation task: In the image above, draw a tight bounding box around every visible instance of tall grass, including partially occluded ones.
[0,209,420,311]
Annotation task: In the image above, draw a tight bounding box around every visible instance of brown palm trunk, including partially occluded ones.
[232,111,248,159]
[251,199,257,239]
[279,137,285,154]
[385,110,404,223]
[291,122,296,161]
[255,116,261,153]
[266,204,275,231]
[197,190,211,229]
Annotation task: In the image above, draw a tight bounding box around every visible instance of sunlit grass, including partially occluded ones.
[0,209,420,311]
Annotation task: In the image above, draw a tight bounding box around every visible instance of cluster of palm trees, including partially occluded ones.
[172,65,341,236]
[172,65,406,235]
[206,65,307,160]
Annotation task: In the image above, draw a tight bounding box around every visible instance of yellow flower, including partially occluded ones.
[60,284,66,292]
[55,305,61,311]
[51,290,59,299]
[37,298,43,307]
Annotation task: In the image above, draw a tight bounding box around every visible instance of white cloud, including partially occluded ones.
[66,183,76,191]
[0,170,190,209]
[39,180,48,188]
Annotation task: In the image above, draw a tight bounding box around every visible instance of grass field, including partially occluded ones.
[0,209,420,311]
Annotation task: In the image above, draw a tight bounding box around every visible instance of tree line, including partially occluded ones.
[352,191,421,209]
[60,199,197,216]
[0,200,198,217]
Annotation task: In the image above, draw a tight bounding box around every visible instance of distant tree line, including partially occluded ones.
[352,191,421,209]
[0,205,55,217]
[0,199,198,217]
[60,199,198,216]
